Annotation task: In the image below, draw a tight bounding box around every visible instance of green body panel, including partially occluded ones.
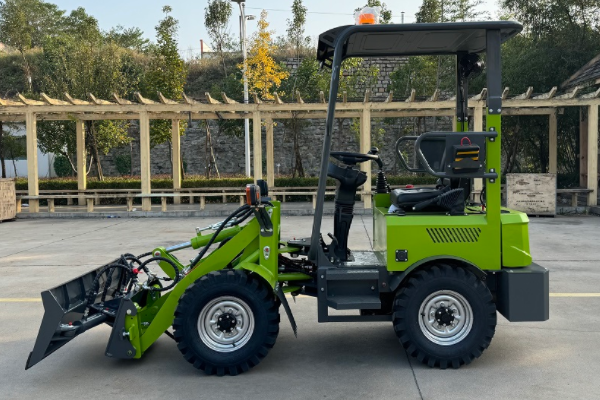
[374,206,501,271]
[500,209,532,267]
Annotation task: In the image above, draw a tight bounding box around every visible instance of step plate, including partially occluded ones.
[327,295,381,310]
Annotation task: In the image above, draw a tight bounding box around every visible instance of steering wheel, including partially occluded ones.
[330,151,383,169]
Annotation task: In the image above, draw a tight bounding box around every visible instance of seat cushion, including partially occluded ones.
[390,188,442,210]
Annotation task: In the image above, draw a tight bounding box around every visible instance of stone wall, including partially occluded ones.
[98,116,451,177]
[97,56,445,178]
[282,56,406,100]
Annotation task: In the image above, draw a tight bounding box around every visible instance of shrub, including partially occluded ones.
[114,154,132,176]
[53,155,73,177]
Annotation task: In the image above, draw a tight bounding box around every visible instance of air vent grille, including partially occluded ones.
[426,227,481,243]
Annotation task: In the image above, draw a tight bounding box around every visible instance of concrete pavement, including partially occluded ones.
[0,215,599,400]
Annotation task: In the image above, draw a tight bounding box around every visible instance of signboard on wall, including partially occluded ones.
[507,173,557,216]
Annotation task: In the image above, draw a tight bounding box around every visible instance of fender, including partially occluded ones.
[389,255,487,292]
[236,262,277,288]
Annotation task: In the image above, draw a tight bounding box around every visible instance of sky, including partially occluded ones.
[51,0,501,58]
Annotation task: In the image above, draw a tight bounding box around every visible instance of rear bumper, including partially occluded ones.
[496,263,549,322]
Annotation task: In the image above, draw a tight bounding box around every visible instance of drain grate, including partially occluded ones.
[426,227,481,243]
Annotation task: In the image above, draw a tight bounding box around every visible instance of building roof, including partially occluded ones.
[562,53,600,89]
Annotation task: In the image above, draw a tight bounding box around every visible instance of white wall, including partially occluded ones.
[2,124,56,178]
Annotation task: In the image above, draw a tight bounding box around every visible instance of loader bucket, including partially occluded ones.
[26,262,127,370]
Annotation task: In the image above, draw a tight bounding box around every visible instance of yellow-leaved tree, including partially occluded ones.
[241,10,289,100]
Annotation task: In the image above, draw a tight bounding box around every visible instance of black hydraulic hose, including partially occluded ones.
[138,256,181,292]
[190,204,251,268]
[233,208,254,225]
[86,263,134,307]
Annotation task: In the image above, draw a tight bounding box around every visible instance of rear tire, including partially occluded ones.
[173,270,279,376]
[392,264,496,369]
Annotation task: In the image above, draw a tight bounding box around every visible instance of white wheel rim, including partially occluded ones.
[197,296,255,352]
[418,290,473,346]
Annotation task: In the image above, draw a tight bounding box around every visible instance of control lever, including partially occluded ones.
[327,233,340,263]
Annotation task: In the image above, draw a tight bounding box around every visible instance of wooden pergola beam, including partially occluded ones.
[405,89,416,102]
[221,92,237,104]
[113,93,133,105]
[0,98,24,106]
[183,93,197,104]
[428,89,440,102]
[18,94,44,106]
[88,93,113,105]
[363,89,371,103]
[295,91,304,104]
[65,93,90,105]
[41,93,70,105]
[319,91,326,104]
[533,87,557,100]
[134,92,155,105]
[513,87,533,100]
[581,88,600,99]
[3,97,600,114]
[205,92,221,105]
[385,91,393,103]
[470,88,487,101]
[252,93,262,104]
[502,87,510,100]
[274,92,284,104]
[556,86,580,99]
[159,92,178,105]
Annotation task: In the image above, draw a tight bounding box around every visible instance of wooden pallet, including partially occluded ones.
[0,179,16,221]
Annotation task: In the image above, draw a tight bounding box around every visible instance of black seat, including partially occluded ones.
[390,186,465,215]
[390,188,442,210]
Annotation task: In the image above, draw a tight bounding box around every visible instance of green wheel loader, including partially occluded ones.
[27,21,549,375]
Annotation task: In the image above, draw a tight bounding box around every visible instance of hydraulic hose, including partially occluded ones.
[189,204,251,268]
[137,256,181,292]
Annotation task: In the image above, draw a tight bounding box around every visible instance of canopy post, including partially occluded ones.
[25,111,39,213]
[360,107,372,209]
[139,111,151,211]
[587,103,598,206]
[76,120,86,205]
[171,119,181,204]
[473,105,484,198]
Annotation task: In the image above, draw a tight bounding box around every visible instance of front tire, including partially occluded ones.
[173,270,279,376]
[393,265,496,369]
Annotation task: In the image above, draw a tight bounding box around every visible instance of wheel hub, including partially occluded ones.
[197,296,255,353]
[418,290,473,346]
[435,307,455,326]
[216,313,238,333]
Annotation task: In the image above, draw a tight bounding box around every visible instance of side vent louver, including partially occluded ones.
[426,227,481,243]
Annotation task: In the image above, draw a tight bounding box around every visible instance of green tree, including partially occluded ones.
[286,0,308,61]
[143,6,188,147]
[106,26,149,51]
[38,7,140,179]
[242,10,289,100]
[0,0,64,92]
[205,0,233,78]
[499,0,600,179]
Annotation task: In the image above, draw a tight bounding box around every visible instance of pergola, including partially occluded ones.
[1,86,598,212]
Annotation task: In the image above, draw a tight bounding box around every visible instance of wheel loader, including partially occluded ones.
[27,21,549,375]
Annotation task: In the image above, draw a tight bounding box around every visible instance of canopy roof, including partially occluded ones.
[317,21,523,67]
